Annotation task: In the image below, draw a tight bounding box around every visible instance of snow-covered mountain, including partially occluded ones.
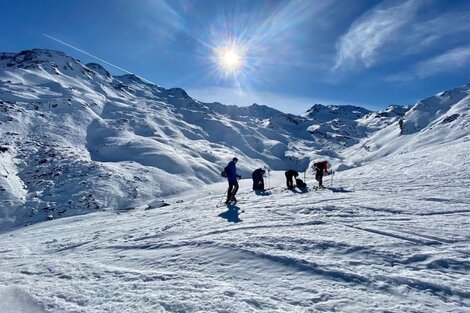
[342,83,470,167]
[1,49,469,313]
[0,49,468,230]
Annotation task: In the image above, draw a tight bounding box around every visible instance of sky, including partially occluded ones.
[0,0,469,114]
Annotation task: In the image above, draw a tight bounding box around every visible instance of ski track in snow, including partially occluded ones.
[0,141,469,312]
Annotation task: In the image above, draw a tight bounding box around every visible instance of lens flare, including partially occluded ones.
[195,1,329,86]
[214,42,246,77]
[220,48,241,69]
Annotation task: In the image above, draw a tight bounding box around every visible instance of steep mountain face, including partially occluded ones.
[86,63,111,78]
[304,103,370,121]
[342,85,470,168]
[359,105,410,130]
[0,48,466,229]
[302,104,395,149]
[402,85,469,135]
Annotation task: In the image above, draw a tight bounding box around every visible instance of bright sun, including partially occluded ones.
[216,44,245,75]
[220,49,241,68]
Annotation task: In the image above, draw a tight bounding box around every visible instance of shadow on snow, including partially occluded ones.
[329,187,353,193]
[254,190,272,196]
[218,204,243,223]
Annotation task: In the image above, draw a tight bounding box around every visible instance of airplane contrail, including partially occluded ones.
[42,33,154,84]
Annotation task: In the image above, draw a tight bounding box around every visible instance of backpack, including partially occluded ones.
[313,161,327,172]
[296,178,306,188]
[221,166,229,177]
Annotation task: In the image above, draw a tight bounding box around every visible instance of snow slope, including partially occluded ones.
[0,48,469,312]
[341,84,470,167]
[0,138,468,312]
[0,49,410,229]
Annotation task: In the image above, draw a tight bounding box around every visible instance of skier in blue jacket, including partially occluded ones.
[225,157,241,204]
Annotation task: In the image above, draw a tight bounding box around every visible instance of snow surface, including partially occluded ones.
[1,49,469,312]
[0,139,469,312]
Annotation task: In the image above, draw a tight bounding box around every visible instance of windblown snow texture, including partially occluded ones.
[0,141,469,312]
[0,49,469,312]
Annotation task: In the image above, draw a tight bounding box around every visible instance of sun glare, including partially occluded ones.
[215,44,245,76]
[220,48,241,68]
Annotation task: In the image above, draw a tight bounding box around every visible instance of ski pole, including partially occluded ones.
[266,168,270,189]
[219,190,228,205]
[268,170,271,189]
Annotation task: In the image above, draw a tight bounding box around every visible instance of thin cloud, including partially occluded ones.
[405,11,470,54]
[140,0,189,42]
[414,46,470,78]
[333,0,421,72]
[332,0,470,78]
[387,45,470,81]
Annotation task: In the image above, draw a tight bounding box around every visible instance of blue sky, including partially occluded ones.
[1,0,469,114]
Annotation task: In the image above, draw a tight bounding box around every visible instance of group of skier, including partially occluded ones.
[222,157,331,205]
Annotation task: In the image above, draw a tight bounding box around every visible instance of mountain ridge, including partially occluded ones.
[0,48,468,229]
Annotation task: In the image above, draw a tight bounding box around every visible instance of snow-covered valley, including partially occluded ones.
[0,49,469,312]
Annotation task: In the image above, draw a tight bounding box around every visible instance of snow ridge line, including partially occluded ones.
[107,236,374,286]
[230,246,371,284]
[191,220,326,239]
[375,275,470,300]
[347,225,442,245]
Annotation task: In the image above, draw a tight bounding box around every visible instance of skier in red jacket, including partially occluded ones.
[312,161,330,188]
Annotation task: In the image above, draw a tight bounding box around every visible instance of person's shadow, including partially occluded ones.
[218,204,242,223]
[288,187,309,194]
[329,187,353,193]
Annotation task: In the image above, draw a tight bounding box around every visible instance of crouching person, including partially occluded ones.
[285,170,299,189]
[252,168,266,191]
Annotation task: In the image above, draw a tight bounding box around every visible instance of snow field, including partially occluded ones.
[0,140,468,312]
[1,48,469,312]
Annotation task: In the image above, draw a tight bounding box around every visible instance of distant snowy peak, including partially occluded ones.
[167,87,191,99]
[342,83,470,168]
[85,63,110,78]
[114,73,148,85]
[236,103,281,116]
[0,49,87,75]
[377,104,410,117]
[359,104,409,130]
[205,102,285,120]
[303,103,371,121]
[0,49,69,64]
[402,84,470,134]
